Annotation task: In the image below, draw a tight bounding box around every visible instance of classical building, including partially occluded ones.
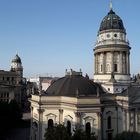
[30,4,140,140]
[0,54,24,103]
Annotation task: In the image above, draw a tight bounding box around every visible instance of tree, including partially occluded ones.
[113,131,140,140]
[44,124,71,140]
[0,100,23,135]
[44,124,97,140]
[72,128,96,140]
[9,100,23,121]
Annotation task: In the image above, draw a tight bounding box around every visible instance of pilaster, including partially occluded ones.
[97,112,102,140]
[126,52,129,74]
[128,52,130,74]
[119,51,123,73]
[126,110,130,131]
[30,107,34,140]
[59,109,63,124]
[75,112,82,129]
[37,108,45,140]
[111,51,114,73]
[135,108,138,131]
[103,52,106,74]
[94,54,97,74]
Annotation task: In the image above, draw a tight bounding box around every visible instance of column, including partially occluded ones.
[135,109,138,131]
[128,52,130,74]
[103,52,106,74]
[75,112,81,129]
[126,110,130,131]
[96,53,99,74]
[97,112,102,140]
[126,52,129,74]
[116,107,119,134]
[30,107,33,140]
[59,109,63,124]
[119,51,123,73]
[94,54,96,74]
[125,110,127,131]
[111,51,114,73]
[37,108,44,140]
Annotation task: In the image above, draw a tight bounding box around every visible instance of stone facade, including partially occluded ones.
[0,54,24,103]
[30,94,102,140]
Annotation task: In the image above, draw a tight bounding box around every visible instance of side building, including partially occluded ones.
[27,76,58,93]
[0,54,24,103]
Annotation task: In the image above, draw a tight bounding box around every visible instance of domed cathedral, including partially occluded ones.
[30,2,140,140]
[94,4,131,93]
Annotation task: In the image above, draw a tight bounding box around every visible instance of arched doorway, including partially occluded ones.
[85,122,91,136]
[48,119,54,129]
[67,121,71,136]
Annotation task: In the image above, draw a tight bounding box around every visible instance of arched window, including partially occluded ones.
[107,116,111,129]
[48,119,54,129]
[85,122,91,136]
[67,121,71,136]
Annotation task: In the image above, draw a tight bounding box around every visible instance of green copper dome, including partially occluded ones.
[99,9,125,32]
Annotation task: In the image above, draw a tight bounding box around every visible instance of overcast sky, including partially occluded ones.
[0,0,140,78]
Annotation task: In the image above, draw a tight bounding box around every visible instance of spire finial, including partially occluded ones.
[16,51,18,56]
[110,0,113,10]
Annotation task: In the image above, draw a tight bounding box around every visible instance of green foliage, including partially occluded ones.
[9,100,23,121]
[44,125,97,140]
[44,124,71,140]
[71,129,86,140]
[0,100,23,128]
[72,129,96,140]
[113,131,140,140]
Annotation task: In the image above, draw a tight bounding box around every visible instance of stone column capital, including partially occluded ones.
[75,112,82,117]
[59,109,63,113]
[37,108,45,114]
[96,112,102,117]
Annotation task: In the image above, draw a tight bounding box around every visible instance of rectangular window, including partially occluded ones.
[114,64,118,72]
[7,77,10,81]
[12,77,14,81]
[6,92,9,98]
[101,65,103,72]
